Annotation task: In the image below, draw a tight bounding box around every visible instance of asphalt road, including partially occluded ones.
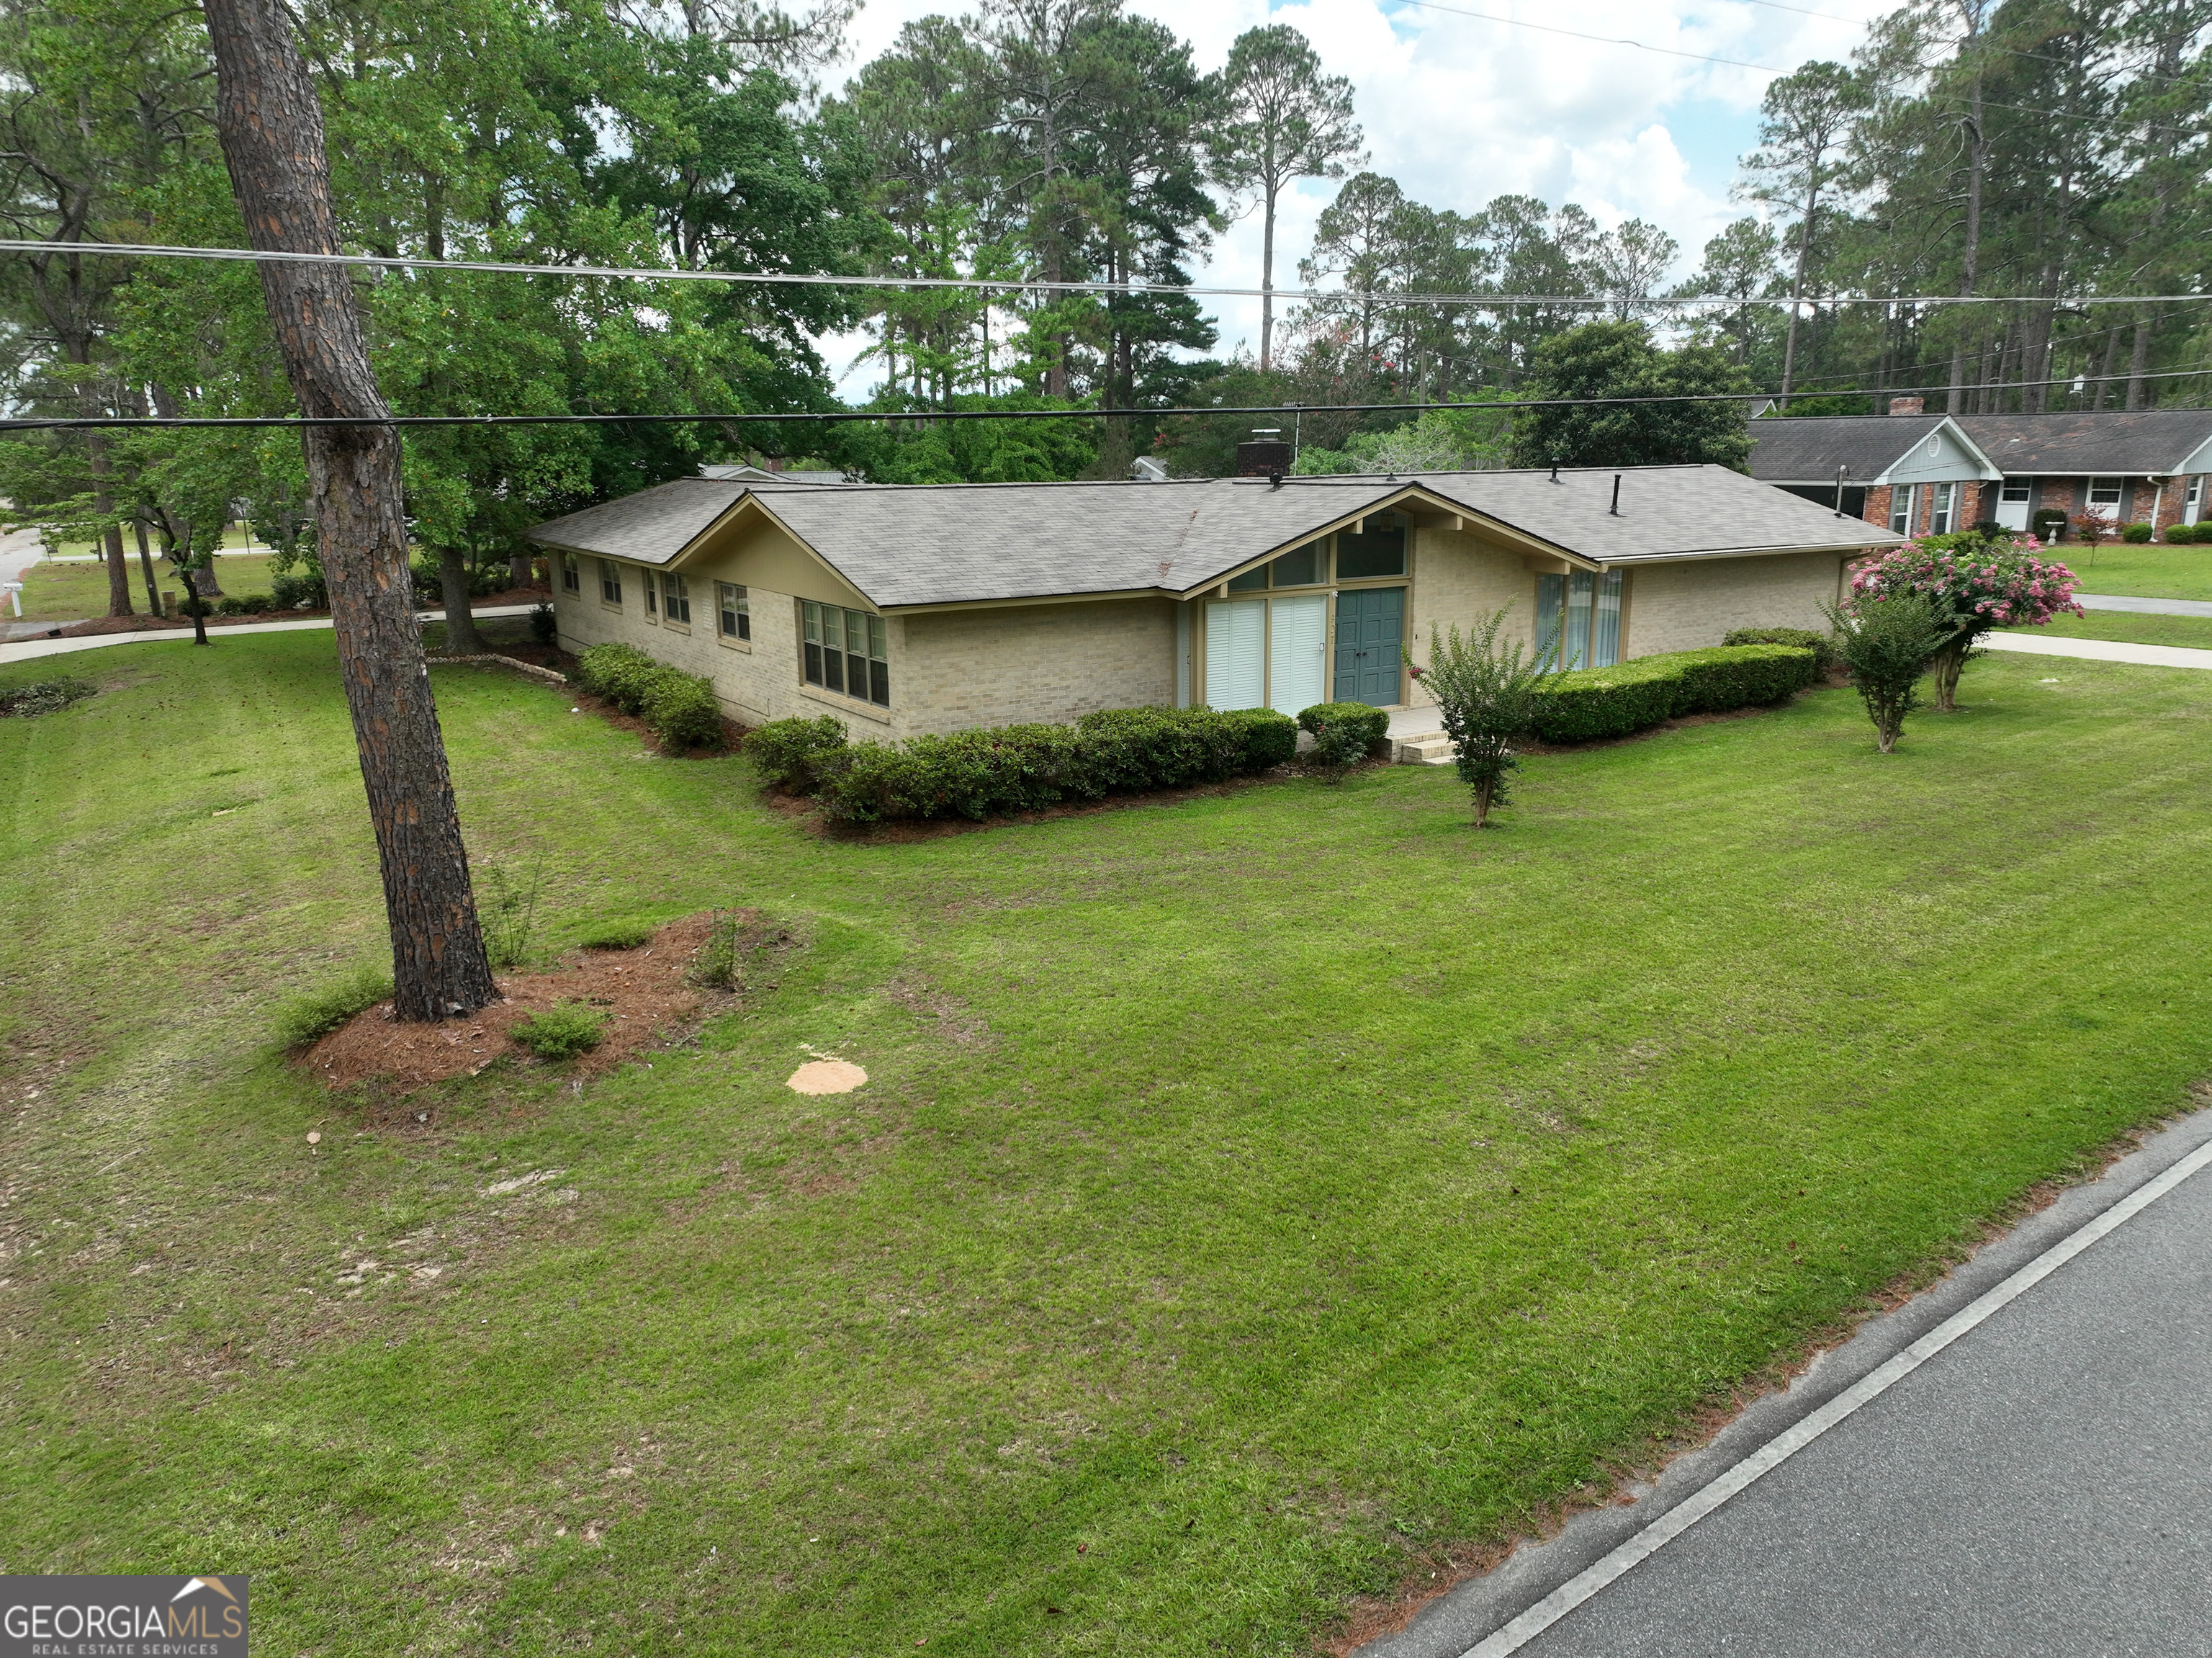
[1364,1111,2212,1658]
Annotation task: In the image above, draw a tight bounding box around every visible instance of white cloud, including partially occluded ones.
[817,0,1892,395]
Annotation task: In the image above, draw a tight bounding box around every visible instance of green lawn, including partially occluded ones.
[2010,611,2212,650]
[4,635,2210,1654]
[2054,540,2212,601]
[14,549,276,621]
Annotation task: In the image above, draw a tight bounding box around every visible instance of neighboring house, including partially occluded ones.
[698,462,850,486]
[1951,410,2212,536]
[1748,401,2001,534]
[1750,400,2212,540]
[526,464,1897,740]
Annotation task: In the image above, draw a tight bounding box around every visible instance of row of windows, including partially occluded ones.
[1223,514,1410,593]
[559,553,881,707]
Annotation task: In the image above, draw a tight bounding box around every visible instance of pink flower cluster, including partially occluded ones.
[1848,534,2085,632]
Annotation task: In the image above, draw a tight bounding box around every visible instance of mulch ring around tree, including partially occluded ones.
[303,910,793,1093]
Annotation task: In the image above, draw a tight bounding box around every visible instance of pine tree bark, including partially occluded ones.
[201,0,498,1021]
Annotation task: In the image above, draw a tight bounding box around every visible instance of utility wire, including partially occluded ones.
[3,239,2207,311]
[10,365,2211,432]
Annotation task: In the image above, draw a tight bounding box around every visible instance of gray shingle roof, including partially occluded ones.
[1746,414,1952,483]
[1954,410,2212,475]
[529,465,1897,610]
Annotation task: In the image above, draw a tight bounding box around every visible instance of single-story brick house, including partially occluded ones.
[524,465,1897,740]
[1750,400,2212,539]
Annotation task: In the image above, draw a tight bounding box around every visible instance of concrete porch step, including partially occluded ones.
[1393,731,1455,766]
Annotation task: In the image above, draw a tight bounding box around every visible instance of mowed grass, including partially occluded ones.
[2057,541,2212,600]
[3,635,2211,1655]
[14,549,276,621]
[2013,611,2212,650]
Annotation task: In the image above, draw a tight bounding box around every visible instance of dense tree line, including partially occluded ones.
[4,0,2207,617]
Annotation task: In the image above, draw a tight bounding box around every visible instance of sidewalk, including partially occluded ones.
[1982,631,2212,671]
[2075,593,2212,617]
[0,604,541,665]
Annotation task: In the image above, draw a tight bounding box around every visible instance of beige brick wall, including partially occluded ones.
[1624,550,1852,656]
[899,599,1176,732]
[552,563,1174,738]
[1399,523,1539,709]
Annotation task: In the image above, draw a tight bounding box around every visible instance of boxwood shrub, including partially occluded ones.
[2166,521,2204,545]
[781,704,1299,825]
[745,715,849,790]
[574,642,723,750]
[1528,644,1817,743]
[1722,626,1839,673]
[1296,702,1391,768]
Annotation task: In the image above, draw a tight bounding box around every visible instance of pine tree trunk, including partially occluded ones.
[436,546,485,654]
[133,519,162,615]
[202,0,497,1023]
[1260,184,1277,375]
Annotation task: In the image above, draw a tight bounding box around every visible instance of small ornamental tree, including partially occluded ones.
[1408,606,1558,828]
[1825,594,1950,753]
[1848,531,2083,712]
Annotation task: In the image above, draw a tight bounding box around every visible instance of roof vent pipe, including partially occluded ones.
[1550,460,1560,484]
[1610,474,1622,516]
[1835,463,1850,517]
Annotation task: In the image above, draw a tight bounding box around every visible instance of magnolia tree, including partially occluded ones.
[1848,532,2082,712]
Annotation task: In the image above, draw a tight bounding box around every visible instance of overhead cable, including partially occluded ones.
[2,238,2207,312]
[11,364,2211,432]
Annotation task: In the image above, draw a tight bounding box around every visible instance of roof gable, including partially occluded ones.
[1746,413,1999,484]
[1955,410,2212,475]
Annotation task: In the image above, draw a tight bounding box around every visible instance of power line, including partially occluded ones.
[9,365,2211,432]
[3,239,2206,312]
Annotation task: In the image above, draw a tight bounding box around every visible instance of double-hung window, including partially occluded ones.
[802,600,889,707]
[560,553,580,594]
[1929,480,1958,534]
[717,582,751,641]
[2187,477,2204,526]
[664,573,691,625]
[598,560,624,605]
[642,570,659,619]
[1888,483,1920,535]
[2087,478,2125,510]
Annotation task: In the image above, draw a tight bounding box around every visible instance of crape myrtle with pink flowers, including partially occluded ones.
[1848,530,2085,712]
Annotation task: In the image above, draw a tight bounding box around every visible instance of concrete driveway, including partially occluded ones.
[1362,1109,2212,1658]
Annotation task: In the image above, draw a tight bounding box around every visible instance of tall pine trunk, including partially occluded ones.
[202,0,498,1022]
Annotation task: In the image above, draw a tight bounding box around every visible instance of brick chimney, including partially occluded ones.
[1888,395,1925,416]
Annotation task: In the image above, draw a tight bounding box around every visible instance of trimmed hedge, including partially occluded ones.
[1722,626,1839,674]
[746,715,849,790]
[2166,521,2206,545]
[1528,644,1817,743]
[1296,702,1391,768]
[763,704,1298,825]
[573,642,723,750]
[2121,521,2155,543]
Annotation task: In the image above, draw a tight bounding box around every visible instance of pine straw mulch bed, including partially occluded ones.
[302,910,793,1095]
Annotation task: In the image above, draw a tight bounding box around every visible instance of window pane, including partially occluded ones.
[1337,514,1406,579]
[1564,571,1594,671]
[845,609,868,654]
[1225,564,1268,592]
[1536,573,1564,662]
[1270,542,1321,586]
[868,613,887,660]
[1888,485,1914,534]
[719,582,739,636]
[870,657,890,707]
[737,612,751,640]
[1591,570,1622,668]
[644,572,657,614]
[2088,478,2123,505]
[803,601,820,643]
[804,641,822,684]
[823,645,844,694]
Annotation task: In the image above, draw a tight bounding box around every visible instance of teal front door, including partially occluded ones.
[1332,587,1404,706]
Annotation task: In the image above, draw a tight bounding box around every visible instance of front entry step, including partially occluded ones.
[1393,732,1455,766]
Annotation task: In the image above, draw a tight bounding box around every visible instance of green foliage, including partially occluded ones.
[1293,406,1515,476]
[510,1001,608,1062]
[1527,645,1819,743]
[745,716,850,792]
[1779,395,1874,416]
[1724,626,1840,673]
[477,857,546,970]
[577,917,657,951]
[806,706,1298,825]
[2033,508,2070,542]
[830,396,1099,483]
[1408,609,1558,828]
[213,593,275,616]
[269,571,327,610]
[271,964,392,1049]
[1506,321,1757,470]
[0,677,95,719]
[1296,702,1390,771]
[689,909,745,990]
[574,642,721,750]
[1825,595,1950,753]
[2120,521,2155,544]
[529,602,557,645]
